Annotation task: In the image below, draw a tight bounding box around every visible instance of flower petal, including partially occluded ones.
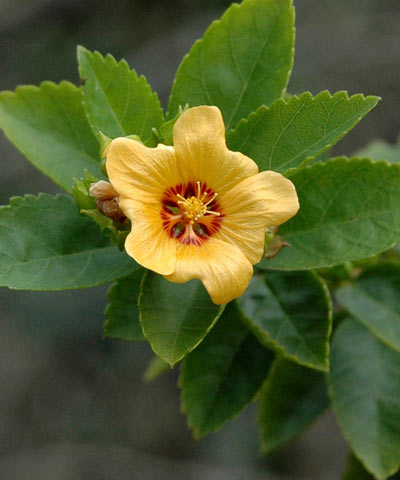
[106,138,179,204]
[173,106,258,195]
[120,199,176,275]
[217,171,299,264]
[164,237,253,305]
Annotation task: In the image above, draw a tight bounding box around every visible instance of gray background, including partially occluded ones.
[0,1,399,479]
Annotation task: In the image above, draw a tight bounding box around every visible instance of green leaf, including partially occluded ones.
[259,357,329,452]
[266,158,400,270]
[343,454,400,480]
[139,272,224,366]
[72,170,99,211]
[78,46,164,145]
[311,147,332,164]
[158,104,189,145]
[0,81,101,193]
[167,0,295,130]
[238,271,331,371]
[0,194,138,290]
[343,454,375,480]
[356,137,400,164]
[104,268,146,341]
[227,91,380,173]
[337,263,400,353]
[328,318,400,479]
[143,356,171,382]
[180,301,274,439]
[80,208,114,233]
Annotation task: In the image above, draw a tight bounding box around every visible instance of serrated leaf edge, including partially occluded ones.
[77,45,164,142]
[167,0,295,129]
[266,157,400,271]
[227,90,381,172]
[0,80,101,192]
[0,79,82,100]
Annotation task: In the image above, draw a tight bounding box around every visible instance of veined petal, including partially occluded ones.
[165,237,253,305]
[216,225,266,266]
[106,138,180,204]
[217,171,299,264]
[173,106,258,195]
[120,198,176,275]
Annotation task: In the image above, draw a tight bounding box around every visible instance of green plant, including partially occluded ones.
[1,1,399,478]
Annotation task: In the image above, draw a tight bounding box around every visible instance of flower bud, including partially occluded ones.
[264,233,289,260]
[89,180,125,223]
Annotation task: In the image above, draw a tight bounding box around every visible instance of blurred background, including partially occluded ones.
[0,0,399,479]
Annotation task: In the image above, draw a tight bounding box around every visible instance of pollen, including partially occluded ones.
[177,181,221,224]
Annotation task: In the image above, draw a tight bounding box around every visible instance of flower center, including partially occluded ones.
[177,181,220,224]
[161,180,223,246]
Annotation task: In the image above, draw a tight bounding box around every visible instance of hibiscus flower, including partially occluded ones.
[106,106,299,304]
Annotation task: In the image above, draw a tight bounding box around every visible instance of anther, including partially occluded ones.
[204,192,218,206]
[173,182,221,225]
[196,181,201,198]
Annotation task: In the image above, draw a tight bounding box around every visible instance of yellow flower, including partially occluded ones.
[106,106,299,304]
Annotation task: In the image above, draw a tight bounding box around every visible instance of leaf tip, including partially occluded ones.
[76,44,88,57]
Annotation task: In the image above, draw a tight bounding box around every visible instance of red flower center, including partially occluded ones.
[161,181,224,245]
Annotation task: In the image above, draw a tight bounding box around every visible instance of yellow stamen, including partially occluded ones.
[178,182,220,224]
[196,181,201,198]
[204,192,218,206]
